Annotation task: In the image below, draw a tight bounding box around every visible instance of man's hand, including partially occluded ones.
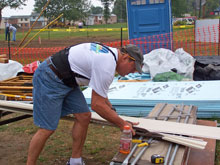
[124,121,139,135]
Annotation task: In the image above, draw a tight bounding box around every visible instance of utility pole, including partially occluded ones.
[199,0,202,18]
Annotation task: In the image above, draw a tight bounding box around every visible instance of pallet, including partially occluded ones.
[0,54,9,63]
[0,75,33,101]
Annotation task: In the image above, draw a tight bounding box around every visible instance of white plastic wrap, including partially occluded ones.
[142,48,195,79]
[0,60,23,81]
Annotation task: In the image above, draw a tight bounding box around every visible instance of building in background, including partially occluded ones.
[85,14,117,25]
[30,12,47,28]
[10,15,30,29]
[0,13,47,30]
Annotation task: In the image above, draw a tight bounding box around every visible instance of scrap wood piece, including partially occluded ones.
[0,54,7,58]
[0,92,32,96]
[0,58,9,63]
[1,75,33,82]
[0,86,33,90]
[133,127,206,149]
[0,75,33,86]
[0,81,32,86]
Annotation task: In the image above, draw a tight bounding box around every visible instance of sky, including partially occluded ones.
[2,0,102,17]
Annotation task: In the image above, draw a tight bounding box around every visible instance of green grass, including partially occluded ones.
[0,23,128,41]
[86,22,127,28]
[0,22,196,42]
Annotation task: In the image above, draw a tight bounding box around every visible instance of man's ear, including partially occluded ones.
[122,53,129,60]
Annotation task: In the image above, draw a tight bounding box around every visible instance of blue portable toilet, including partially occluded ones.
[126,0,173,52]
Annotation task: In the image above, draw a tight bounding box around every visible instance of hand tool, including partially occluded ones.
[151,154,164,164]
[137,142,149,147]
[132,139,148,143]
[132,139,149,147]
[131,138,153,165]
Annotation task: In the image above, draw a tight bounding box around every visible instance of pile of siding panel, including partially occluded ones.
[82,80,220,118]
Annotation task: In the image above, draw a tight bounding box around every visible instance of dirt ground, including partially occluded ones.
[0,113,120,165]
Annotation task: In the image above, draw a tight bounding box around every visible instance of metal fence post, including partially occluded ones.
[121,27,123,47]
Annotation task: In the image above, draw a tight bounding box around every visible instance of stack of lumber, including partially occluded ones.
[0,54,9,63]
[83,80,220,118]
[0,75,33,101]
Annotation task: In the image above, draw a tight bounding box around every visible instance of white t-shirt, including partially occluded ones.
[9,25,16,31]
[68,43,118,98]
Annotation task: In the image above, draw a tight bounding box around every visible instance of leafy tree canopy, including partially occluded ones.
[0,0,27,23]
[90,6,103,14]
[34,0,91,23]
[100,0,114,24]
[204,0,219,17]
[112,0,127,22]
[172,0,187,17]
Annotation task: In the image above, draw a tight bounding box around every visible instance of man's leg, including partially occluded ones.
[13,31,16,41]
[71,112,91,158]
[27,128,54,165]
[5,29,8,41]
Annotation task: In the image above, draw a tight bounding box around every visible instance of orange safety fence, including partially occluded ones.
[1,24,220,65]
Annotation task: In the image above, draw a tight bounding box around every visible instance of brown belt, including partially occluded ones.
[46,58,63,80]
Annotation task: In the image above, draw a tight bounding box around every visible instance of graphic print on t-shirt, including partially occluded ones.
[90,43,109,54]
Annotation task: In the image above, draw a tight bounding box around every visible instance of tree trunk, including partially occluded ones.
[0,8,2,24]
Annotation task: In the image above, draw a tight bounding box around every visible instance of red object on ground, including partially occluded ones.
[22,61,40,74]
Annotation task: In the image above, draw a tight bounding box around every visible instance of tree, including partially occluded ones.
[172,0,187,17]
[100,0,114,24]
[90,5,103,14]
[0,0,27,23]
[204,0,219,17]
[34,0,90,24]
[112,0,127,22]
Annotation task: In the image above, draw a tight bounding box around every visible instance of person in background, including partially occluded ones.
[26,43,143,165]
[9,25,17,41]
[5,21,9,41]
[78,22,83,28]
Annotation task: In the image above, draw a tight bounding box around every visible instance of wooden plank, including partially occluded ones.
[0,75,33,86]
[90,112,220,140]
[0,54,7,58]
[0,86,33,90]
[0,58,9,63]
[0,91,32,95]
[0,75,32,82]
[185,120,216,165]
[0,81,32,86]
